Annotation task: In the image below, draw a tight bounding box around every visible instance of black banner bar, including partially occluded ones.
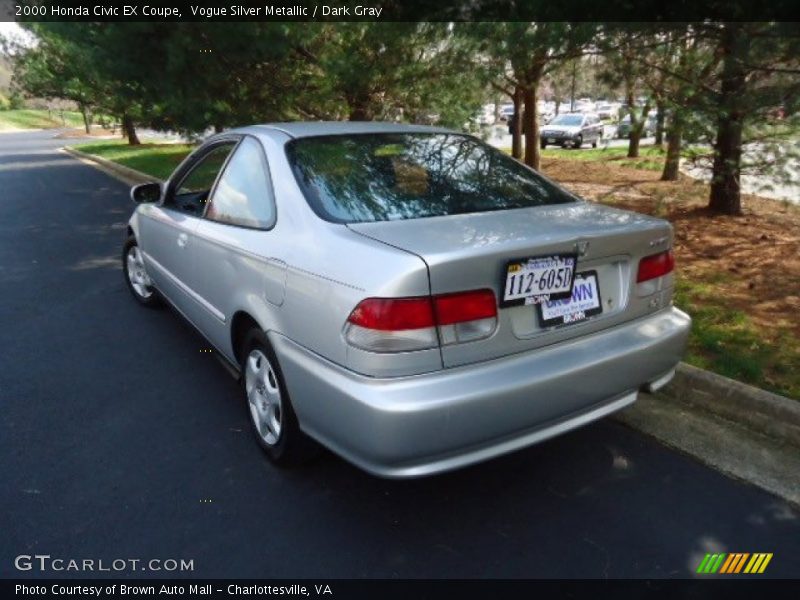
[4,579,800,600]
[4,0,800,22]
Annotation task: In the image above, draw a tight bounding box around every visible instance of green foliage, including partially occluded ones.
[9,23,487,137]
[0,92,9,111]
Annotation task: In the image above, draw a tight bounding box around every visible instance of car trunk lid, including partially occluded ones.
[347,201,673,368]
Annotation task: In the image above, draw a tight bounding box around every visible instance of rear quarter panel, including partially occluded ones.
[234,131,439,376]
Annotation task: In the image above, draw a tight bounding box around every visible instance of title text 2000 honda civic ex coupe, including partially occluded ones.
[123,122,690,478]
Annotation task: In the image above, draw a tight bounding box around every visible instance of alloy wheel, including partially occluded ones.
[245,349,283,446]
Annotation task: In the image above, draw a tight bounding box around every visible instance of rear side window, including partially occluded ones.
[287,133,575,223]
[205,137,275,229]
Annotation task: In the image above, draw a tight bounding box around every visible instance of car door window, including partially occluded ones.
[205,137,275,229]
[168,143,236,215]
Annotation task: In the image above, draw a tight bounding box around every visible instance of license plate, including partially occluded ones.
[538,271,602,327]
[501,254,576,307]
[547,138,556,143]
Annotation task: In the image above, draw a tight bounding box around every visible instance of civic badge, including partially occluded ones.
[575,240,590,257]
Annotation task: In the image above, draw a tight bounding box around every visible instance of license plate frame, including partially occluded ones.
[500,253,577,308]
[537,270,603,328]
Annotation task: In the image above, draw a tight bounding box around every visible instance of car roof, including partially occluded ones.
[231,121,454,139]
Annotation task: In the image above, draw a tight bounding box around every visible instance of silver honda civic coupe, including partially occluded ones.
[123,121,690,478]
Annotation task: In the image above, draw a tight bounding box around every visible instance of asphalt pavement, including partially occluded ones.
[1,129,798,579]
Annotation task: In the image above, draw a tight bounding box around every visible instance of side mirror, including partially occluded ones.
[130,182,162,204]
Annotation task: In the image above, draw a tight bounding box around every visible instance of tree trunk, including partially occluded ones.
[627,131,641,158]
[511,86,522,160]
[122,114,140,146]
[523,84,540,170]
[348,94,372,121]
[709,115,744,214]
[79,103,92,134]
[709,24,748,215]
[627,102,651,159]
[349,107,370,121]
[569,60,577,112]
[655,99,665,146]
[661,112,684,181]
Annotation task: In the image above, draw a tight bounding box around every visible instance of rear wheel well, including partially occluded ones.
[231,312,263,366]
[126,225,134,238]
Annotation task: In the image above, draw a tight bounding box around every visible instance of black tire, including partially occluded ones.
[122,236,161,308]
[540,141,547,149]
[240,329,319,466]
[591,138,598,149]
[573,135,583,149]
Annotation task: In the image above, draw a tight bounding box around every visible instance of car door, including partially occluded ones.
[191,136,284,359]
[585,115,599,141]
[137,140,237,326]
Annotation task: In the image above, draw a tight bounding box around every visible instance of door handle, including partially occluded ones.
[177,233,188,248]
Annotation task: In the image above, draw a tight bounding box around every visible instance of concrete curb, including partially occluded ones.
[616,391,800,507]
[615,364,799,506]
[62,146,159,186]
[661,362,800,447]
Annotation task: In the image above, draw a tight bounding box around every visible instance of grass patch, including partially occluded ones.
[540,145,668,171]
[674,276,800,399]
[76,139,196,180]
[0,109,85,130]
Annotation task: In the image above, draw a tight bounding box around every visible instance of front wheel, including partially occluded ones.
[573,135,583,149]
[540,141,547,149]
[241,329,318,466]
[122,236,161,308]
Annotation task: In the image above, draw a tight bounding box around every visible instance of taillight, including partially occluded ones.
[637,249,674,283]
[434,289,498,346]
[433,289,497,325]
[345,289,498,353]
[347,297,435,331]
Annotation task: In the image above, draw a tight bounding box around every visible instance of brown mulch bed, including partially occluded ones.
[542,158,800,340]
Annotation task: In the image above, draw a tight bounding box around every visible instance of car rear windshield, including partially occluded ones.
[286,133,576,223]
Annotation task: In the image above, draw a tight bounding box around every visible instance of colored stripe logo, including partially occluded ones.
[696,553,773,574]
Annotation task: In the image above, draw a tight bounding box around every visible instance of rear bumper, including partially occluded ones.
[272,306,691,478]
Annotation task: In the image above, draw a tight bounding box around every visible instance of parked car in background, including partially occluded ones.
[540,112,604,149]
[617,112,658,138]
[596,103,615,120]
[123,121,689,478]
[499,104,515,122]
